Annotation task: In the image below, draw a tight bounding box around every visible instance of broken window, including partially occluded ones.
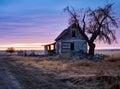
[72,30,76,37]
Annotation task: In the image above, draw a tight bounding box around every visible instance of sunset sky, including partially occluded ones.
[0,0,120,50]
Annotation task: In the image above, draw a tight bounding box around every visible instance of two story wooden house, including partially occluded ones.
[44,25,87,57]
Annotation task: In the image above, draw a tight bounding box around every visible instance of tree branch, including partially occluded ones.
[82,14,86,33]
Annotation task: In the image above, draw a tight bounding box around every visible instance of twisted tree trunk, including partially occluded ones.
[88,42,95,56]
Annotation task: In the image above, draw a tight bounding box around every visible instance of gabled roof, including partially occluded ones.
[55,28,70,41]
[55,24,80,41]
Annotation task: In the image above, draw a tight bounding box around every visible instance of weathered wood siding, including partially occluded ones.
[61,28,84,40]
[55,27,87,56]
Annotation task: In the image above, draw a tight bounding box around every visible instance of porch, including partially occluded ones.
[44,43,56,56]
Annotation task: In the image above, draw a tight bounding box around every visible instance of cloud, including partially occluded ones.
[0,12,68,36]
[0,12,67,44]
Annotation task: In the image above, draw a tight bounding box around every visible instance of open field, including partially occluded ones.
[0,50,120,89]
[8,50,120,76]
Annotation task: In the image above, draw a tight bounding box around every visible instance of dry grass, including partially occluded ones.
[3,51,120,89]
[38,60,68,72]
[9,51,120,77]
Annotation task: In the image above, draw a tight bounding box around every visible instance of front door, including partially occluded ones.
[70,43,74,51]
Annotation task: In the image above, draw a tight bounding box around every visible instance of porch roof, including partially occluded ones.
[43,42,56,46]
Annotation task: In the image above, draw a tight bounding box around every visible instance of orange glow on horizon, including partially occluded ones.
[0,42,120,50]
[0,43,50,50]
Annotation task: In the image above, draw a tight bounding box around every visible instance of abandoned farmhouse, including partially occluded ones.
[44,25,87,57]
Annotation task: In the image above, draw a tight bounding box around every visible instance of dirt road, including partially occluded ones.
[0,55,75,89]
[0,55,22,89]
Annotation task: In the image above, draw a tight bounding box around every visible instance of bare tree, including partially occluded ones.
[64,4,118,56]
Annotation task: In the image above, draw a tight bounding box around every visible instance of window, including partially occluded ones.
[70,43,74,50]
[72,30,76,37]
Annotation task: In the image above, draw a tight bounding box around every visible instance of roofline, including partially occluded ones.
[42,42,56,46]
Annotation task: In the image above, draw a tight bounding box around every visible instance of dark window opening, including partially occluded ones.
[70,43,74,50]
[72,31,76,37]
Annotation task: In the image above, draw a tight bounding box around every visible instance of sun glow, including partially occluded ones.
[0,42,120,51]
[0,43,49,50]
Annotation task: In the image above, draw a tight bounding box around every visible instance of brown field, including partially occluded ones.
[1,50,120,89]
[9,51,120,76]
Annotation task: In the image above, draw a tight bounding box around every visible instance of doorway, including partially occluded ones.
[70,43,74,50]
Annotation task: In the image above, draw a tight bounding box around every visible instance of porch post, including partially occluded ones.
[44,45,48,55]
[48,45,51,51]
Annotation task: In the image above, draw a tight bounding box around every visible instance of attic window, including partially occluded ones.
[72,30,76,37]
